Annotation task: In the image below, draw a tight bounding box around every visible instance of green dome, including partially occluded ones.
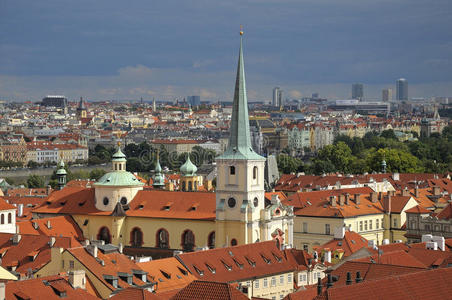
[56,160,67,175]
[112,147,126,162]
[180,155,197,177]
[95,171,144,186]
[153,157,165,187]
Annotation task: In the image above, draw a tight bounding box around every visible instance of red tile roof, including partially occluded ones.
[314,231,368,257]
[405,205,431,214]
[16,215,84,240]
[171,280,249,300]
[110,287,163,300]
[352,250,427,268]
[0,198,16,211]
[437,203,452,220]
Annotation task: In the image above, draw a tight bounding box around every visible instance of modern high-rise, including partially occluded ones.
[187,95,201,107]
[272,87,283,107]
[382,88,392,102]
[396,78,408,101]
[352,83,364,101]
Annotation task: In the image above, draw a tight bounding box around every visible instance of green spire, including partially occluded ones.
[217,31,264,161]
[153,151,165,187]
[56,158,67,175]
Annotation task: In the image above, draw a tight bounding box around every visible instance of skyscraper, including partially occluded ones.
[396,78,408,101]
[352,83,364,101]
[187,96,201,107]
[272,87,283,107]
[382,88,392,102]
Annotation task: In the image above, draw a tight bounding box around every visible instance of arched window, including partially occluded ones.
[230,166,235,175]
[188,181,192,191]
[231,239,238,246]
[7,213,11,224]
[181,230,195,252]
[97,227,111,244]
[156,229,169,249]
[194,181,198,191]
[0,214,3,225]
[130,227,143,247]
[182,181,186,191]
[208,231,215,249]
[253,166,258,180]
[103,197,109,206]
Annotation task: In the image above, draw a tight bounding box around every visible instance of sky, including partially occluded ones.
[1,0,452,102]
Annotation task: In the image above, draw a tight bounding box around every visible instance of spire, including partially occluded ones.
[153,151,165,188]
[217,27,264,161]
[56,156,67,190]
[180,153,197,177]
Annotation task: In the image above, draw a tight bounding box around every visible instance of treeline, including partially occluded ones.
[89,142,216,173]
[277,125,452,175]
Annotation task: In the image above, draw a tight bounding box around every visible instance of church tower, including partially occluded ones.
[76,97,87,119]
[215,30,266,248]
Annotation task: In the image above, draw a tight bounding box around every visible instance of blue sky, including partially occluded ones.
[1,0,451,102]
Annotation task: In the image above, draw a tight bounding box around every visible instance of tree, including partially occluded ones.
[89,169,107,180]
[365,148,424,173]
[277,154,304,174]
[27,175,45,188]
[380,129,397,140]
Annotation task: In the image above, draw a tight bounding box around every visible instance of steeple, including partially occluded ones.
[112,139,127,172]
[56,157,67,190]
[217,29,264,161]
[153,151,165,188]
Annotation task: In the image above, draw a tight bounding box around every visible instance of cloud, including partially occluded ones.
[288,90,302,99]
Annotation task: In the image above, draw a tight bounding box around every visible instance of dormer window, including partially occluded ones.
[193,265,204,276]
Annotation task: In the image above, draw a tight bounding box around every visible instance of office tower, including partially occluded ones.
[312,93,319,99]
[382,88,392,102]
[272,87,283,107]
[396,78,408,101]
[187,96,201,107]
[352,83,364,101]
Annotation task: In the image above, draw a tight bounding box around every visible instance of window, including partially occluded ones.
[359,221,363,231]
[228,197,236,208]
[376,219,380,229]
[263,278,268,288]
[410,221,416,230]
[271,276,276,287]
[280,295,284,300]
[230,166,235,175]
[382,218,384,228]
[7,213,11,224]
[369,220,372,230]
[279,275,284,285]
[325,224,330,235]
[253,166,258,180]
[287,273,292,283]
[69,260,74,269]
[253,197,259,207]
[303,244,309,251]
[231,239,238,246]
[130,227,143,247]
[254,279,259,289]
[103,197,109,206]
[364,220,368,231]
[156,229,169,248]
[182,181,186,191]
[393,218,397,228]
[120,197,127,205]
[0,214,4,225]
[97,227,111,244]
[303,222,308,233]
[444,226,450,232]
[188,181,193,191]
[208,232,215,249]
[425,224,431,231]
[182,230,195,251]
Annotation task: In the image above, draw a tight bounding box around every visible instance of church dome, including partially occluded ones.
[96,171,144,186]
[180,155,197,177]
[56,159,67,175]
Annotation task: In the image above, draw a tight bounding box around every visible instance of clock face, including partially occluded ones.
[228,197,236,208]
[253,197,259,207]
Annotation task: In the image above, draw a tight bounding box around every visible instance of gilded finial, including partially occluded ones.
[116,132,122,147]
[240,25,244,36]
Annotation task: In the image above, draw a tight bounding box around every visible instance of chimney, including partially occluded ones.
[345,193,350,205]
[355,271,362,283]
[49,237,56,247]
[46,185,52,195]
[87,245,98,258]
[325,250,332,263]
[12,234,21,245]
[118,243,123,254]
[346,272,352,285]
[330,196,337,207]
[326,274,333,289]
[384,195,392,213]
[46,220,51,229]
[415,187,419,198]
[433,186,441,196]
[32,222,39,230]
[317,277,323,296]
[17,204,23,218]
[0,282,4,300]
[68,270,86,290]
[371,192,378,203]
[339,195,345,206]
[354,194,361,205]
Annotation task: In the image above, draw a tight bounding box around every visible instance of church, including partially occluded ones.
[32,33,294,255]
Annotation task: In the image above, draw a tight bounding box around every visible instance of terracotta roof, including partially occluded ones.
[406,248,452,268]
[177,241,298,283]
[5,275,98,300]
[0,198,16,211]
[437,203,452,220]
[16,215,84,240]
[314,267,452,300]
[353,250,427,268]
[110,287,163,300]
[137,257,196,293]
[405,205,431,214]
[6,188,49,197]
[314,231,368,257]
[171,280,249,300]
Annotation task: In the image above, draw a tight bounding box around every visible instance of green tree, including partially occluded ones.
[27,174,45,188]
[277,154,304,174]
[366,148,424,173]
[89,169,107,180]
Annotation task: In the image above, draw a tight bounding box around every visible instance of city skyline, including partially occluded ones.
[1,0,452,101]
